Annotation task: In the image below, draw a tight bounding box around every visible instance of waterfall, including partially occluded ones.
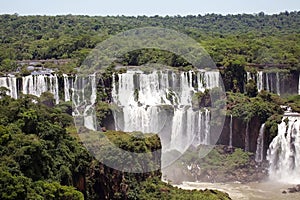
[245,121,249,151]
[298,74,300,95]
[22,74,60,104]
[72,74,97,131]
[49,74,60,104]
[266,73,270,92]
[267,114,300,183]
[0,76,18,99]
[0,74,77,104]
[229,115,233,147]
[256,71,281,95]
[22,75,47,97]
[112,70,219,153]
[204,71,220,90]
[255,123,265,162]
[84,74,97,130]
[63,74,71,101]
[257,71,263,92]
[246,72,251,82]
[276,72,280,95]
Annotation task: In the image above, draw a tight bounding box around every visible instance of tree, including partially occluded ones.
[245,79,258,97]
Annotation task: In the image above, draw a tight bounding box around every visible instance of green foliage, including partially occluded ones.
[265,114,282,143]
[227,91,287,144]
[285,95,300,113]
[120,49,191,67]
[221,62,246,93]
[0,168,83,200]
[0,58,17,72]
[227,91,283,123]
[192,89,211,109]
[178,146,252,181]
[245,79,258,97]
[128,177,230,200]
[95,101,112,126]
[0,86,9,97]
[0,95,90,199]
[0,13,299,70]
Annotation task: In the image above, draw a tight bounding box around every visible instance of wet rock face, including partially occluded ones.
[218,116,262,154]
[283,185,300,194]
[87,162,162,199]
[163,145,268,184]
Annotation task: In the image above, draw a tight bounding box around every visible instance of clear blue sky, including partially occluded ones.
[1,0,299,16]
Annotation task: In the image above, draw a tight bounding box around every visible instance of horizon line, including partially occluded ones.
[0,10,299,18]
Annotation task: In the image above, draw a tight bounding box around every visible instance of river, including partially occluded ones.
[175,181,300,200]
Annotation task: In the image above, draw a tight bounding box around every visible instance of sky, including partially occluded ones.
[1,0,300,16]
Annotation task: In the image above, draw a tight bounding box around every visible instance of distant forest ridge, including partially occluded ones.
[0,11,299,72]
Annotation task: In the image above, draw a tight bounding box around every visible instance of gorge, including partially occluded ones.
[1,68,300,184]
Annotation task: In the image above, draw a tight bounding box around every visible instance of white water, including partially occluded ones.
[21,74,60,104]
[267,114,300,183]
[256,71,280,95]
[276,72,280,96]
[176,181,300,200]
[63,74,71,101]
[112,70,220,153]
[0,74,76,104]
[0,76,18,99]
[255,123,265,162]
[266,73,270,92]
[72,75,97,131]
[229,115,233,147]
[257,71,263,92]
[298,74,300,95]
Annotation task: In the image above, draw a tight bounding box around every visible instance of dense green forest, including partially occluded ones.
[0,12,299,72]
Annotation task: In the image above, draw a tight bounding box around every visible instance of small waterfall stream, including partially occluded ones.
[257,71,264,92]
[245,121,249,151]
[63,74,71,101]
[229,115,233,147]
[255,123,265,162]
[298,74,300,95]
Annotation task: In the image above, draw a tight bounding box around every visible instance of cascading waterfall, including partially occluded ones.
[204,71,220,90]
[257,71,264,92]
[246,72,251,82]
[276,72,280,96]
[112,70,219,153]
[255,123,265,162]
[72,74,97,131]
[256,71,281,95]
[0,76,18,99]
[0,74,75,104]
[49,75,60,104]
[267,114,300,183]
[63,74,71,101]
[266,73,270,92]
[229,115,233,147]
[22,74,60,104]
